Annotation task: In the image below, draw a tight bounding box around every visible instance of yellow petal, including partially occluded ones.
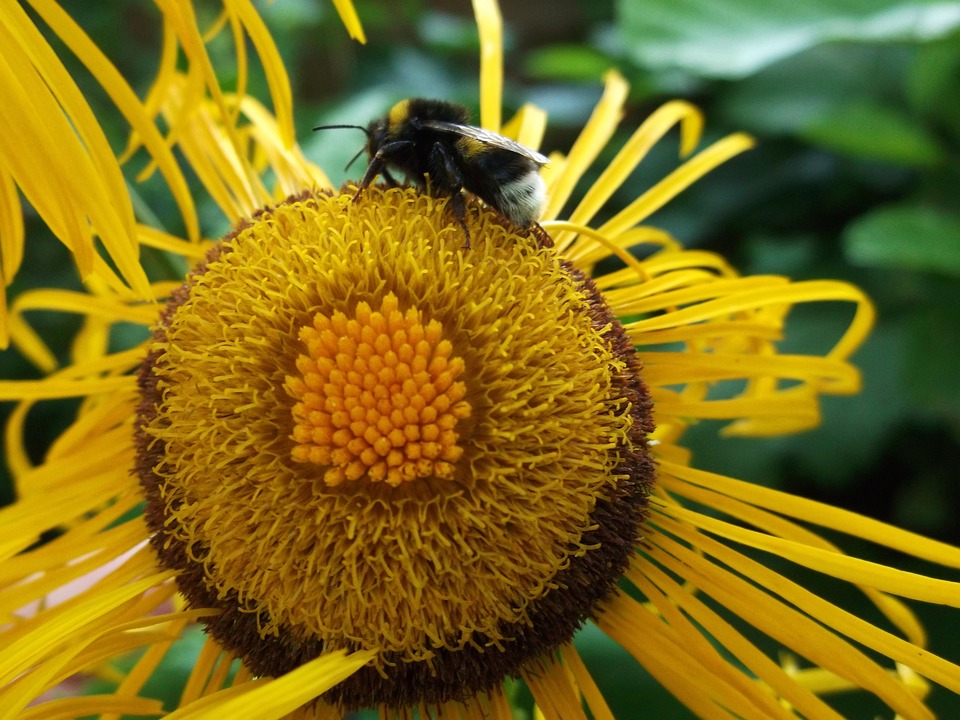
[649,513,960,700]
[628,557,843,719]
[597,132,755,239]
[472,0,503,132]
[555,100,703,250]
[659,500,960,607]
[330,0,367,43]
[559,645,615,720]
[163,649,375,720]
[522,655,587,720]
[501,103,548,151]
[225,0,295,148]
[662,459,960,569]
[18,696,165,720]
[543,70,628,223]
[0,571,174,687]
[26,0,200,244]
[644,531,935,719]
[0,167,24,291]
[1,2,150,296]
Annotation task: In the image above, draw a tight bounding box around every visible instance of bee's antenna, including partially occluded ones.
[343,146,367,173]
[312,124,371,137]
[312,125,372,172]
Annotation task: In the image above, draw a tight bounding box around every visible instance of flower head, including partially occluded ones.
[135,188,654,708]
[2,1,960,719]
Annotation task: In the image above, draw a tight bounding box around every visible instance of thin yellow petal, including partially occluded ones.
[226,0,294,148]
[330,0,367,43]
[165,83,267,219]
[163,649,375,720]
[655,394,819,424]
[662,459,960,569]
[501,103,548,151]
[472,0,503,132]
[540,221,652,282]
[597,132,755,240]
[658,500,960,607]
[5,376,137,492]
[558,645,613,720]
[5,288,152,373]
[178,637,229,705]
[155,0,227,120]
[70,315,110,366]
[628,556,844,720]
[10,288,158,326]
[153,0,265,214]
[0,376,133,402]
[543,70,627,223]
[0,34,92,273]
[650,514,960,698]
[658,469,927,646]
[9,380,136,486]
[0,167,24,288]
[137,224,213,260]
[4,400,36,480]
[0,288,9,352]
[600,593,757,719]
[0,524,145,619]
[623,571,817,720]
[639,247,735,276]
[644,533,935,719]
[555,101,703,250]
[25,0,200,243]
[12,595,184,708]
[625,279,874,362]
[0,572,174,687]
[639,352,861,392]
[0,465,128,560]
[13,424,135,503]
[240,96,333,194]
[3,3,133,278]
[0,494,140,584]
[666,500,960,608]
[0,637,92,720]
[227,10,248,135]
[522,656,587,720]
[541,220,688,272]
[18,696,164,720]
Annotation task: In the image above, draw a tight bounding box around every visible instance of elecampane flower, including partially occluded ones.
[2,1,960,719]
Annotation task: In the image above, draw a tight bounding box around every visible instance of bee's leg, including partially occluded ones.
[355,141,414,200]
[430,143,471,247]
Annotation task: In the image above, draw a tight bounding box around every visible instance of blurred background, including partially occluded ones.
[4,0,960,716]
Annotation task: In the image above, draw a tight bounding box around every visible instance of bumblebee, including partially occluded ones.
[315,98,549,236]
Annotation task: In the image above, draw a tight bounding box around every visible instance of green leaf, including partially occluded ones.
[617,0,960,78]
[717,45,910,135]
[524,45,615,82]
[905,291,960,419]
[907,35,960,138]
[799,101,943,166]
[844,204,960,274]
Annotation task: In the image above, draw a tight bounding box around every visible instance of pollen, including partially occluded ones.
[286,294,471,487]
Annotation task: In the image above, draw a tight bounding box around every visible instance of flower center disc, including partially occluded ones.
[287,293,471,487]
[136,187,654,709]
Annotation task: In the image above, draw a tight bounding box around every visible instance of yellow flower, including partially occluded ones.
[2,1,959,719]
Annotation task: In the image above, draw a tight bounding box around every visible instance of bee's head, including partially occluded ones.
[365,116,389,157]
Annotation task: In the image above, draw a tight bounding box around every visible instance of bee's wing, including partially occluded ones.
[421,120,550,165]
